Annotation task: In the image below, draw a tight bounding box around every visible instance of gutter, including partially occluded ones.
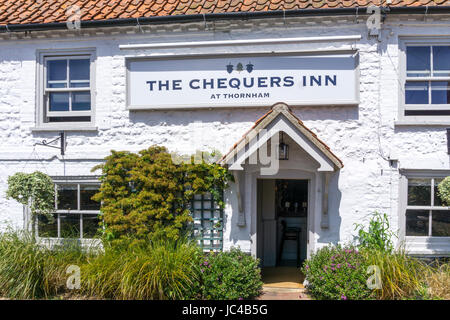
[0,6,450,33]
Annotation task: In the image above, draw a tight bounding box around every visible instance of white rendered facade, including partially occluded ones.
[0,13,450,258]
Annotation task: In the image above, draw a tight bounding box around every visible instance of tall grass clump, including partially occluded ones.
[423,262,450,300]
[81,237,202,300]
[0,230,87,299]
[361,248,427,300]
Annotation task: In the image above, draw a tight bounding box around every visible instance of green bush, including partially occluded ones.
[81,237,202,300]
[437,176,450,206]
[6,171,55,223]
[92,146,232,246]
[0,230,86,299]
[302,245,374,300]
[197,247,263,300]
[354,212,396,253]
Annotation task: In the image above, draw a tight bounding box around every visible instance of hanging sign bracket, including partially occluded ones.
[34,132,66,155]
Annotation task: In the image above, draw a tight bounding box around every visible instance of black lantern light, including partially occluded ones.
[278,132,289,160]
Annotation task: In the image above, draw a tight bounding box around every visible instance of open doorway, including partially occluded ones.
[256,179,309,268]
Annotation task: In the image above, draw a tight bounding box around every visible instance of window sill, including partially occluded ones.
[31,125,98,132]
[36,237,103,249]
[404,236,450,255]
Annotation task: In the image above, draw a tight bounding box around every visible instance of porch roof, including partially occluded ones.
[218,102,344,170]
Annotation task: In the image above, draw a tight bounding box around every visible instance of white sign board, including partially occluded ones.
[127,53,359,109]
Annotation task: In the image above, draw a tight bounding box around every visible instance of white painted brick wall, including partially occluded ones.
[0,16,449,254]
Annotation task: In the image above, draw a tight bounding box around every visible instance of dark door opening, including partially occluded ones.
[257,179,308,268]
[275,179,308,267]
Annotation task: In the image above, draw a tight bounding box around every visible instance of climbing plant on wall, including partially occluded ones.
[6,171,55,223]
[91,146,232,246]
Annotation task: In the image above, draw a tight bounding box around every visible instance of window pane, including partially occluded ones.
[57,185,78,210]
[434,179,445,207]
[80,185,100,210]
[70,82,90,88]
[406,210,429,236]
[431,211,450,236]
[83,215,100,238]
[48,116,91,122]
[406,46,431,77]
[60,214,80,238]
[408,179,431,206]
[47,82,67,89]
[69,59,90,81]
[37,213,58,238]
[405,81,429,104]
[49,92,69,112]
[72,92,91,111]
[433,46,450,77]
[431,81,450,104]
[47,60,67,82]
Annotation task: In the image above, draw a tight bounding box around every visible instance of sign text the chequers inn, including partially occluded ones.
[127,53,358,109]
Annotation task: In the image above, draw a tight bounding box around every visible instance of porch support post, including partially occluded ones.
[321,172,331,229]
[233,170,246,227]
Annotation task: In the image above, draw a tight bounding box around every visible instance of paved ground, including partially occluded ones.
[257,266,311,300]
[257,287,311,300]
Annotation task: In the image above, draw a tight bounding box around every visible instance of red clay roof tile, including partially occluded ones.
[0,1,448,26]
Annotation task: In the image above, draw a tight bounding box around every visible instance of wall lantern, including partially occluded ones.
[278,132,289,160]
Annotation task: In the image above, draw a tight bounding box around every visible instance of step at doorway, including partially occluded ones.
[261,266,305,289]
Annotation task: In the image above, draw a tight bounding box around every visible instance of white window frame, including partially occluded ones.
[35,176,102,244]
[398,37,450,125]
[399,170,450,256]
[34,48,97,131]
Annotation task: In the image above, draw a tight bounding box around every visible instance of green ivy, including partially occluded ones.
[91,145,233,246]
[6,171,55,222]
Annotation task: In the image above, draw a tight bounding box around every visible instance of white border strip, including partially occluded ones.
[119,35,362,50]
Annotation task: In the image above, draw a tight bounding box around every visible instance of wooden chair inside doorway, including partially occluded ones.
[277,220,301,267]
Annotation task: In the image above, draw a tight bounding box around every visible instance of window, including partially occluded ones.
[405,177,450,237]
[189,193,224,251]
[37,178,101,239]
[36,49,96,129]
[400,39,450,122]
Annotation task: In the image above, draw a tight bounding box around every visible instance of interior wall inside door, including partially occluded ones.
[257,179,277,267]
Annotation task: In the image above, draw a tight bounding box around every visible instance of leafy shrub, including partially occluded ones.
[354,212,396,253]
[81,237,202,300]
[437,176,450,206]
[92,146,232,246]
[0,230,86,299]
[197,248,263,300]
[6,171,55,222]
[302,245,373,300]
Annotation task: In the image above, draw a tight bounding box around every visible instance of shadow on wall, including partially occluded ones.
[290,105,359,122]
[129,105,359,127]
[317,170,342,246]
[128,108,270,127]
[224,184,250,250]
